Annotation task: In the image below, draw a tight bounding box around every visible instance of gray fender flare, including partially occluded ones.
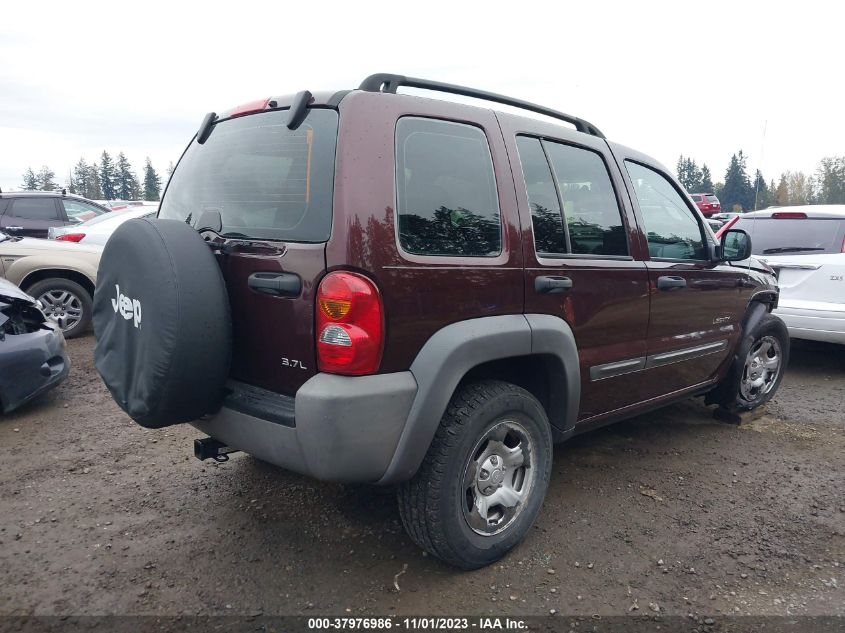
[376,314,580,485]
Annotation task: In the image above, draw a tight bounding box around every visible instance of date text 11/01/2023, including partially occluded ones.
[307,617,528,630]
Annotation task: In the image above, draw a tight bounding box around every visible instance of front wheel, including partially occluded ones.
[397,380,552,569]
[27,278,92,339]
[709,313,790,412]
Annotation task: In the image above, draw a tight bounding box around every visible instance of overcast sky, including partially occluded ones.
[1,0,842,194]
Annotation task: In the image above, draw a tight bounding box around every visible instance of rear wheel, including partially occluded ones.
[397,380,552,569]
[27,278,92,339]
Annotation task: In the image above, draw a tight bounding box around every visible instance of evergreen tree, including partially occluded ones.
[752,170,770,210]
[36,165,58,191]
[87,163,103,200]
[676,155,703,192]
[72,158,89,197]
[115,152,141,200]
[700,164,714,192]
[721,151,754,211]
[67,170,77,194]
[166,161,175,178]
[100,151,117,199]
[21,167,38,190]
[142,157,162,201]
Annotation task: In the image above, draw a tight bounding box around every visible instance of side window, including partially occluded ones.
[395,117,501,257]
[545,141,628,256]
[63,199,108,224]
[10,198,60,220]
[516,136,567,254]
[625,161,706,260]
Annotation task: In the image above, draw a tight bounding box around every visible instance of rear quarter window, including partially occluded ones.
[10,198,59,220]
[395,117,501,257]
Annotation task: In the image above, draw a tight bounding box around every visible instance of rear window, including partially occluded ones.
[735,217,845,255]
[691,194,702,202]
[706,195,719,204]
[159,108,338,242]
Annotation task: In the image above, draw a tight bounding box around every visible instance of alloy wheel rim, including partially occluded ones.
[461,420,535,536]
[740,335,782,402]
[38,289,83,332]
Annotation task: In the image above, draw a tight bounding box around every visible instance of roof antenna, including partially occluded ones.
[753,120,767,211]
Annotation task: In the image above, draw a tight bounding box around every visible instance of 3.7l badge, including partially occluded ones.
[281,357,308,370]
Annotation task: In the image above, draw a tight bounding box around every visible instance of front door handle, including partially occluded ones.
[247,272,301,297]
[657,276,687,291]
[535,276,573,294]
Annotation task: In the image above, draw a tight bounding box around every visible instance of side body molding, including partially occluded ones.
[376,314,580,485]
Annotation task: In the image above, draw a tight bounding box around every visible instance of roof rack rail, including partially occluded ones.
[359,73,605,139]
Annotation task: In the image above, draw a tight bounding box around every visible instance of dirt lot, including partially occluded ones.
[1,336,843,619]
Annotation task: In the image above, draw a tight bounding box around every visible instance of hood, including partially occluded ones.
[2,236,104,256]
[0,277,47,336]
[0,277,37,305]
[747,255,775,275]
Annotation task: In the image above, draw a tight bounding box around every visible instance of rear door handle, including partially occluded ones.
[247,272,301,297]
[535,276,573,294]
[657,276,687,291]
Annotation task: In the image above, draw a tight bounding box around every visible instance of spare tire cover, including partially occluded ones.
[94,218,231,428]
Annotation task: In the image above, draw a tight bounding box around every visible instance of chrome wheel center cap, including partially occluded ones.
[477,454,505,495]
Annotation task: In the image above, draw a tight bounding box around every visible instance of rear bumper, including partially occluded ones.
[774,303,845,344]
[191,372,418,483]
[0,324,69,414]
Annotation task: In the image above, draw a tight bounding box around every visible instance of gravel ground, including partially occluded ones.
[0,336,842,618]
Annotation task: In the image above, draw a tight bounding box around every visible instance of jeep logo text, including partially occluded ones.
[111,284,142,328]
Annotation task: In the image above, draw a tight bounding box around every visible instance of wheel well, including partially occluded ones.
[749,292,777,313]
[459,354,568,436]
[20,269,95,298]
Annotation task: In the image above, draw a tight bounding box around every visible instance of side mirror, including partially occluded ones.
[720,229,752,262]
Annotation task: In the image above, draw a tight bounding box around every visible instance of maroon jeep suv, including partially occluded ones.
[93,74,787,569]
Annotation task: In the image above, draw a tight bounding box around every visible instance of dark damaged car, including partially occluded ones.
[0,278,69,413]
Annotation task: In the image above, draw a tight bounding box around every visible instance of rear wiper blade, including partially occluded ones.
[762,246,824,254]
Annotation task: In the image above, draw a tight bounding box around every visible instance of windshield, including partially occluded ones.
[159,108,338,242]
[735,216,845,255]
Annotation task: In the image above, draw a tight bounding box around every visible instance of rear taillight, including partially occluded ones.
[55,233,85,242]
[714,215,739,240]
[772,212,807,219]
[316,272,384,375]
